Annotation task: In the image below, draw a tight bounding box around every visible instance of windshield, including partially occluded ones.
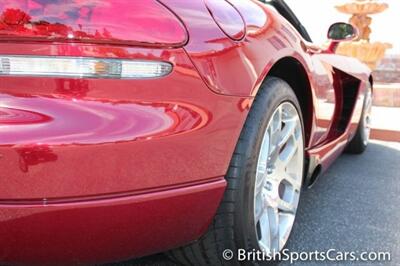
[260,0,312,42]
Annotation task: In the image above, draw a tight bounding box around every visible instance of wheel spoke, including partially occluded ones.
[256,129,270,195]
[267,207,280,251]
[279,136,298,166]
[268,144,279,166]
[259,239,270,252]
[283,173,302,191]
[278,212,296,248]
[259,213,272,251]
[278,198,296,213]
[278,119,297,149]
[271,105,282,134]
[255,162,267,195]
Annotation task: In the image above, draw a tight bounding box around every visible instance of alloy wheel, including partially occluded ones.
[254,102,304,252]
[363,87,373,146]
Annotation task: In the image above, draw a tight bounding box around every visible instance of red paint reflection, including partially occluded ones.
[16,145,58,172]
[0,6,113,41]
[0,107,52,124]
[0,93,211,146]
[55,79,90,98]
[0,1,187,46]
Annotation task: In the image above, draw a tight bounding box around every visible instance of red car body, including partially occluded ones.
[0,0,371,265]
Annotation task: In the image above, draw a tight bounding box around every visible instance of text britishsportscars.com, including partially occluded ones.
[222,248,391,264]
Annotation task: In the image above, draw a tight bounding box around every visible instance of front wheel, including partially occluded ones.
[169,77,305,265]
[346,83,372,154]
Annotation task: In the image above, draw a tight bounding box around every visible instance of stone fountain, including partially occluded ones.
[335,0,392,69]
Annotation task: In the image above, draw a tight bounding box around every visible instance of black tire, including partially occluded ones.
[168,77,305,266]
[345,83,372,154]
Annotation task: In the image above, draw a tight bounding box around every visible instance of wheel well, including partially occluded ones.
[267,57,313,146]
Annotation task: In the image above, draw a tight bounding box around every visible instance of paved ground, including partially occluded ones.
[109,140,400,266]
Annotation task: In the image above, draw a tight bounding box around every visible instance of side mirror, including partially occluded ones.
[325,22,358,53]
[327,22,358,42]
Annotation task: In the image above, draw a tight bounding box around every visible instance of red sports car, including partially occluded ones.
[0,0,372,265]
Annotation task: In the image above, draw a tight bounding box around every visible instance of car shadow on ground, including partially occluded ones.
[107,141,400,266]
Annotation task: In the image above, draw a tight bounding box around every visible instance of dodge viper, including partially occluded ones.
[0,0,372,265]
